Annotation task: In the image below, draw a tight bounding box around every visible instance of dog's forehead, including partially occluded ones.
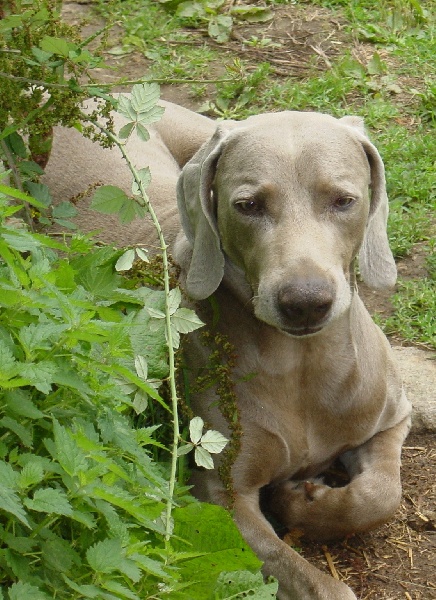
[217,112,369,183]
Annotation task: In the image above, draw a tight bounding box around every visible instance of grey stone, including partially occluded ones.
[392,346,436,432]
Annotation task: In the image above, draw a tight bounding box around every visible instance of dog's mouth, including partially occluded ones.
[281,325,324,337]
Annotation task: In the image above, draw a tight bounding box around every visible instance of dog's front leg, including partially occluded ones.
[268,416,411,540]
[233,491,357,599]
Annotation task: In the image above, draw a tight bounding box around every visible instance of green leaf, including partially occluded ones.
[135,123,150,142]
[208,15,233,43]
[41,536,81,573]
[0,460,19,489]
[194,445,214,469]
[40,36,70,57]
[118,122,135,140]
[135,247,149,262]
[53,420,88,476]
[212,570,278,599]
[24,487,73,516]
[0,416,33,448]
[90,185,130,214]
[130,82,161,113]
[172,504,263,597]
[200,429,228,454]
[115,249,135,272]
[132,166,151,196]
[102,580,140,600]
[171,307,204,334]
[4,389,44,420]
[52,201,78,219]
[177,443,193,457]
[0,484,30,527]
[17,360,57,394]
[19,460,45,489]
[0,183,46,208]
[134,355,148,381]
[86,538,123,574]
[189,416,204,445]
[25,181,52,207]
[230,5,273,23]
[8,581,51,600]
[167,287,181,315]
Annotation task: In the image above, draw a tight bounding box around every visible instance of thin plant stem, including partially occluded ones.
[87,117,180,547]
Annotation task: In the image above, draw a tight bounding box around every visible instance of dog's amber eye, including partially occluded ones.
[333,196,355,210]
[235,198,262,214]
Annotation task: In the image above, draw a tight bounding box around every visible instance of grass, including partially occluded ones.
[94,0,435,348]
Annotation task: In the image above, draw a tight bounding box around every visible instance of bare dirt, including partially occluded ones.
[62,3,435,598]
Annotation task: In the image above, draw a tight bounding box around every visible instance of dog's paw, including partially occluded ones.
[268,479,354,540]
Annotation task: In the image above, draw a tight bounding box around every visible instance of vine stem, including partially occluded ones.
[88,118,179,547]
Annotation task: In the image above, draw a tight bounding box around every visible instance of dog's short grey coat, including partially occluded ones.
[44,100,411,600]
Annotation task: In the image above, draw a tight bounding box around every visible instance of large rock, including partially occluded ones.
[393,346,436,432]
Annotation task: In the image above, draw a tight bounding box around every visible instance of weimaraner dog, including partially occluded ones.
[44,100,412,600]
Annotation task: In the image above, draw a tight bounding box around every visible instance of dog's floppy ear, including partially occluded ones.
[340,116,397,289]
[176,125,230,300]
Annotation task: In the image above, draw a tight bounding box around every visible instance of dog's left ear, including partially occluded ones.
[340,116,397,289]
[176,125,230,300]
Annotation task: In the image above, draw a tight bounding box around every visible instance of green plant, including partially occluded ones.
[0,83,279,597]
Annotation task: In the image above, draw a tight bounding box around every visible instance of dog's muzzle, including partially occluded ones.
[277,277,335,336]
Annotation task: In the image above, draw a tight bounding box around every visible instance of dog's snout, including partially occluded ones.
[277,278,334,332]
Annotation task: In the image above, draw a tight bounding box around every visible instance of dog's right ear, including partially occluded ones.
[176,125,230,300]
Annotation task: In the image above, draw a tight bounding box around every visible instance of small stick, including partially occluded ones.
[322,545,340,580]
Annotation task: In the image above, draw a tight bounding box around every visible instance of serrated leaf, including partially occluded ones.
[130,83,160,112]
[53,420,88,476]
[24,487,73,515]
[189,416,204,445]
[25,181,52,207]
[86,538,123,574]
[90,185,130,214]
[8,581,51,600]
[41,537,81,573]
[115,249,135,272]
[0,484,30,527]
[19,460,44,489]
[200,429,228,454]
[4,389,44,419]
[0,460,19,488]
[0,416,33,447]
[17,360,57,394]
[213,570,278,599]
[194,445,214,469]
[0,340,17,376]
[102,579,140,600]
[171,307,204,334]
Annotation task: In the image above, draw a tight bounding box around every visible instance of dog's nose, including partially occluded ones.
[277,278,334,329]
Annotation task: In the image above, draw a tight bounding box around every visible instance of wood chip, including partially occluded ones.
[322,545,340,580]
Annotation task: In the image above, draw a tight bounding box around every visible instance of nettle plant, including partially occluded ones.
[0,82,279,599]
[0,2,278,596]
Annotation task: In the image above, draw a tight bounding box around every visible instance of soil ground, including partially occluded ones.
[62,3,435,598]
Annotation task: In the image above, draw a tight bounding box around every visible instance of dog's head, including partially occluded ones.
[176,111,396,337]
